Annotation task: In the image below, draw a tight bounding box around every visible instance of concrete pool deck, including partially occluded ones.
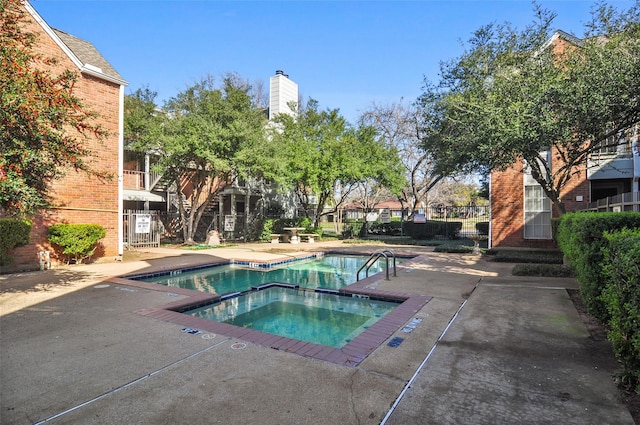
[0,241,634,424]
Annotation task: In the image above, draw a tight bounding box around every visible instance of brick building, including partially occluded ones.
[490,30,640,249]
[6,2,127,269]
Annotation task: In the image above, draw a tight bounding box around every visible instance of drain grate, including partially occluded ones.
[402,317,423,333]
[387,337,404,347]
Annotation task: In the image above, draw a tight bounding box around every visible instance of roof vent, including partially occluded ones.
[275,70,284,76]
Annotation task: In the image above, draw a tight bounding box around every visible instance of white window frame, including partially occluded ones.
[523,153,552,240]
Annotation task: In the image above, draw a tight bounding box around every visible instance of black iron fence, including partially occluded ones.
[366,205,490,239]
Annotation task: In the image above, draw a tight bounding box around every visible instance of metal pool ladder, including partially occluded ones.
[357,249,397,281]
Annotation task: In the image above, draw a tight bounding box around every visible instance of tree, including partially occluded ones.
[269,99,405,227]
[1,0,108,215]
[430,179,488,207]
[359,100,452,217]
[420,1,640,215]
[126,75,268,244]
[124,87,163,151]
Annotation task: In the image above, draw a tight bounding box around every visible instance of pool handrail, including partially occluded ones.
[357,249,397,281]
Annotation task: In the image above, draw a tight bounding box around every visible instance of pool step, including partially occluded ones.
[251,282,300,291]
[315,288,339,295]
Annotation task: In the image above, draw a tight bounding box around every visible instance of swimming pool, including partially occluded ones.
[134,254,387,294]
[185,286,399,348]
[131,252,431,365]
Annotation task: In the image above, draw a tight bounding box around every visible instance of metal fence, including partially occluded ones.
[415,205,490,239]
[123,210,163,249]
[365,205,490,239]
[577,191,640,213]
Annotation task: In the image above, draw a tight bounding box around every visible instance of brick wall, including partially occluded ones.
[491,161,557,249]
[557,164,590,213]
[491,153,590,249]
[491,166,527,247]
[5,7,121,269]
[489,33,592,250]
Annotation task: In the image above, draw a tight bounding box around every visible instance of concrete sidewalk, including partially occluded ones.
[0,243,634,424]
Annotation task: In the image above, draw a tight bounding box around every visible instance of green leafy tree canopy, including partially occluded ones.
[1,0,108,216]
[419,1,640,214]
[125,74,268,243]
[269,99,406,226]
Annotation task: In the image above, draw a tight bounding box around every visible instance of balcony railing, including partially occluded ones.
[123,170,163,191]
[577,191,640,212]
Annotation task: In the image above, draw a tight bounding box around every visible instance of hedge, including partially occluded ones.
[368,221,402,236]
[602,228,640,391]
[48,223,106,264]
[475,221,489,235]
[403,220,462,239]
[0,218,32,266]
[342,219,366,239]
[556,212,640,322]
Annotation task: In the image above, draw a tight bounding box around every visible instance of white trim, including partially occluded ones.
[118,85,125,256]
[488,173,492,249]
[23,2,84,69]
[23,2,127,86]
[523,185,552,240]
[538,30,582,55]
[538,31,561,54]
[81,65,128,86]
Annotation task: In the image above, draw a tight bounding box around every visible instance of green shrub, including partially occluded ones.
[601,228,640,391]
[0,218,32,266]
[512,263,575,277]
[557,212,640,322]
[475,221,489,235]
[403,220,462,239]
[493,250,564,264]
[48,223,106,264]
[369,221,402,236]
[342,220,365,239]
[434,244,474,253]
[551,217,561,244]
[296,216,312,229]
[294,217,322,238]
[259,219,277,242]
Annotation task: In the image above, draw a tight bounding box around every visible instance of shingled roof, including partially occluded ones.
[52,28,126,84]
[23,1,126,86]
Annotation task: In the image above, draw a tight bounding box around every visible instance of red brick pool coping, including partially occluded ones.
[109,254,431,367]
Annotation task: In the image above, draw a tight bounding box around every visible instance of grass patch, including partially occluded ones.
[342,239,385,245]
[433,239,487,253]
[434,244,476,254]
[182,243,237,250]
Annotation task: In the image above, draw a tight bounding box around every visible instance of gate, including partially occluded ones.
[123,210,163,249]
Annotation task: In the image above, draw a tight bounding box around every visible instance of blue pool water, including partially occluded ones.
[185,286,399,348]
[137,254,388,294]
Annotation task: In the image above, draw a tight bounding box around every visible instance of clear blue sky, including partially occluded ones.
[32,0,634,123]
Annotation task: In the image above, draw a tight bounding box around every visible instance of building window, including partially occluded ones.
[524,185,552,239]
[524,153,552,239]
[346,210,360,219]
